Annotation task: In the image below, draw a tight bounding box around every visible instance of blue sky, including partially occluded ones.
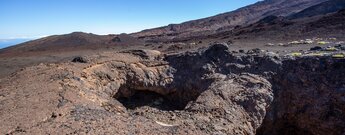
[0,0,259,40]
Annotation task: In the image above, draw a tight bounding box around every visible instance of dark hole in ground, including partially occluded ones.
[115,90,191,111]
[257,121,313,135]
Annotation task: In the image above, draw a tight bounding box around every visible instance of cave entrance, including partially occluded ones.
[115,90,193,111]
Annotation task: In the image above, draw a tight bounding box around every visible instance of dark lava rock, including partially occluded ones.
[1,43,345,135]
[121,49,162,60]
[112,36,121,42]
[310,46,322,51]
[335,44,345,50]
[72,56,88,63]
[247,48,263,54]
[258,57,345,135]
[166,44,183,52]
[227,40,233,45]
[204,43,230,58]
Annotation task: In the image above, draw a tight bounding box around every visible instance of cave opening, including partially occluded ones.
[114,88,201,111]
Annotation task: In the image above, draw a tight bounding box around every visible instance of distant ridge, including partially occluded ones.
[288,0,345,19]
[0,38,33,49]
[0,32,143,56]
[131,0,328,42]
[1,0,344,56]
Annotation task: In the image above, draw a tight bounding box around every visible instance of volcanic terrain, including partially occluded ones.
[0,0,345,134]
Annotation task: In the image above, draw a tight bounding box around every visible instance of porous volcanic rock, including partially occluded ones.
[0,43,344,135]
[258,57,345,135]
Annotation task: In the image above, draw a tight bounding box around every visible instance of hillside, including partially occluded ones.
[0,32,144,57]
[1,0,341,56]
[221,6,345,41]
[131,0,328,42]
[146,0,345,43]
[288,0,345,19]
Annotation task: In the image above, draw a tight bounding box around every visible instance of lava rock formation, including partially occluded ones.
[0,44,344,134]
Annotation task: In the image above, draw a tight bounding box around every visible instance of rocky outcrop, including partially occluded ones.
[258,57,345,135]
[0,43,344,134]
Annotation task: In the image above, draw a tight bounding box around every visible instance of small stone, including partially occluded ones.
[310,46,322,51]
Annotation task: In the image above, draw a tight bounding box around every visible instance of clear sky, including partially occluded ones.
[0,0,259,39]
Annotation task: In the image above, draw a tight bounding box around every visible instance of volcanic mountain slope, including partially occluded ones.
[1,0,344,58]
[217,7,345,41]
[0,32,144,57]
[288,0,345,19]
[131,0,328,42]
[0,0,340,57]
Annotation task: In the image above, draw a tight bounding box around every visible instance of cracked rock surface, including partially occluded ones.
[0,44,344,135]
